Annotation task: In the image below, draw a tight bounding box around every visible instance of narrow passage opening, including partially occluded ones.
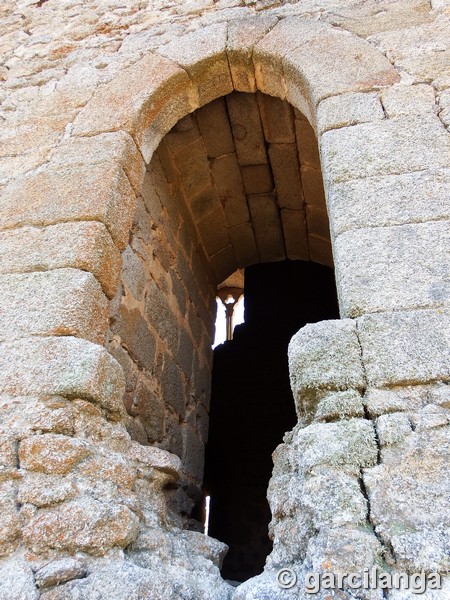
[203,259,339,582]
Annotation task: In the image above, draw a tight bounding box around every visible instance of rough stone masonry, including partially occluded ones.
[0,0,449,598]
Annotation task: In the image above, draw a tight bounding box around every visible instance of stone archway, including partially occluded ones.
[1,13,449,600]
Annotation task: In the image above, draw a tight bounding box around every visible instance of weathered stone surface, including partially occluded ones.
[158,23,232,106]
[113,306,157,371]
[258,94,296,143]
[0,555,38,600]
[131,379,165,443]
[368,19,450,84]
[175,138,213,198]
[376,412,413,446]
[0,222,121,299]
[211,154,249,227]
[19,434,90,475]
[315,390,365,422]
[317,91,385,134]
[248,194,285,263]
[23,497,139,554]
[196,98,235,158]
[128,442,181,479]
[321,115,450,185]
[18,473,77,507]
[35,558,88,589]
[327,168,450,237]
[381,83,437,118]
[0,164,137,251]
[39,557,232,600]
[268,143,303,209]
[357,309,450,387]
[228,222,259,267]
[364,426,450,572]
[1,2,450,596]
[280,209,308,261]
[226,93,267,166]
[289,320,366,416]
[181,425,204,482]
[293,419,378,475]
[73,53,195,156]
[0,436,16,468]
[121,246,147,302]
[227,15,278,93]
[50,131,145,195]
[285,23,398,113]
[334,221,450,317]
[0,269,108,344]
[0,337,125,413]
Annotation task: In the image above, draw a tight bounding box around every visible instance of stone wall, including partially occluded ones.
[0,0,449,598]
[109,152,216,514]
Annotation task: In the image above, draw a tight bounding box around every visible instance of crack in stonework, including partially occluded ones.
[354,320,391,598]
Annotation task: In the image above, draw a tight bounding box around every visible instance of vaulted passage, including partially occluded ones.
[204,261,339,582]
[110,88,336,548]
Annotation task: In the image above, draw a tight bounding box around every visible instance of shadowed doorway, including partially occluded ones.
[203,260,339,582]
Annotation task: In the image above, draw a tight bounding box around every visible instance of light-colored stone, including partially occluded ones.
[334,221,450,317]
[368,19,450,84]
[158,23,232,106]
[0,269,108,344]
[315,390,365,422]
[289,319,366,418]
[19,434,91,475]
[23,497,139,554]
[128,442,181,479]
[0,337,125,413]
[317,92,385,134]
[364,426,450,572]
[18,473,77,507]
[0,555,38,600]
[357,308,450,387]
[283,21,399,116]
[0,222,121,299]
[35,558,88,589]
[376,413,413,446]
[293,419,378,475]
[321,115,450,185]
[73,53,196,154]
[227,15,278,93]
[381,83,437,118]
[327,168,450,237]
[0,164,137,251]
[50,131,145,195]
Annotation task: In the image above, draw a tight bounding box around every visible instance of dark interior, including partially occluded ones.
[202,259,340,582]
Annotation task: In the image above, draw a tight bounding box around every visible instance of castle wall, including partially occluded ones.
[0,1,449,598]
